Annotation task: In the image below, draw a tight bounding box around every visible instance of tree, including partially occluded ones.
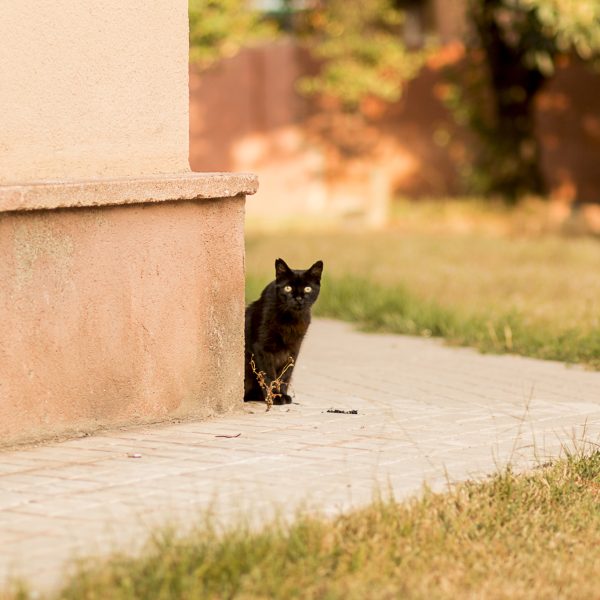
[189,0,275,69]
[298,0,427,110]
[454,0,600,200]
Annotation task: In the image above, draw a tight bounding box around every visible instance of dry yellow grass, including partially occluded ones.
[246,202,600,369]
[246,229,600,333]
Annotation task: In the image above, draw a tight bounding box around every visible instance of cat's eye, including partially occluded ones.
[283,285,292,293]
[304,286,312,293]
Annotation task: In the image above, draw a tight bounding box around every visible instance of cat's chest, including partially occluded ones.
[265,319,308,351]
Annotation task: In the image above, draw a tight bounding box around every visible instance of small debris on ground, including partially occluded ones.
[127,453,143,458]
[326,409,358,415]
[215,433,241,438]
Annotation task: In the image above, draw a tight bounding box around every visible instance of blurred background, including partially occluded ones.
[189,0,600,369]
[189,0,600,230]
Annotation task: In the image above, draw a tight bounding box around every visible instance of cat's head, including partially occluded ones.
[274,258,323,312]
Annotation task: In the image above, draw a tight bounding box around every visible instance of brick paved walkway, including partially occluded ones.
[2,319,600,593]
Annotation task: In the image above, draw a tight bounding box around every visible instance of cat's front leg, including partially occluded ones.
[252,347,294,405]
[250,345,280,401]
[274,364,295,404]
[252,345,277,380]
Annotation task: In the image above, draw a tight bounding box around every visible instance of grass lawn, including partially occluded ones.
[11,451,599,599]
[245,223,600,368]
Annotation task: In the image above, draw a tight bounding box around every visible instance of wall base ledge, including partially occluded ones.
[0,171,258,213]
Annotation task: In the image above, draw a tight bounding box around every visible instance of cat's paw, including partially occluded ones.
[272,394,293,405]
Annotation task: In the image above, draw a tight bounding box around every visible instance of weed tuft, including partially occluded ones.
[249,355,295,410]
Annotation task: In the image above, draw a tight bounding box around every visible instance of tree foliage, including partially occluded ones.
[298,0,428,109]
[523,0,600,62]
[189,0,275,68]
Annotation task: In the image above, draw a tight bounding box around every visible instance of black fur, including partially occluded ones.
[244,258,323,404]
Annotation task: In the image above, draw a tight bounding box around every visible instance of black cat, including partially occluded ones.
[244,258,323,404]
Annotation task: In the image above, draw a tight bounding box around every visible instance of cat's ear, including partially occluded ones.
[308,260,323,280]
[275,258,292,279]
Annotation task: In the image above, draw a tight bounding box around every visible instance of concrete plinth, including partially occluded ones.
[0,173,257,446]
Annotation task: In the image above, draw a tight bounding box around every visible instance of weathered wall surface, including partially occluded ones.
[0,0,189,183]
[0,194,246,446]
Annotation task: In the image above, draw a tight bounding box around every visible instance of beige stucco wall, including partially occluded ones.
[1,0,258,445]
[0,192,247,446]
[0,0,189,183]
